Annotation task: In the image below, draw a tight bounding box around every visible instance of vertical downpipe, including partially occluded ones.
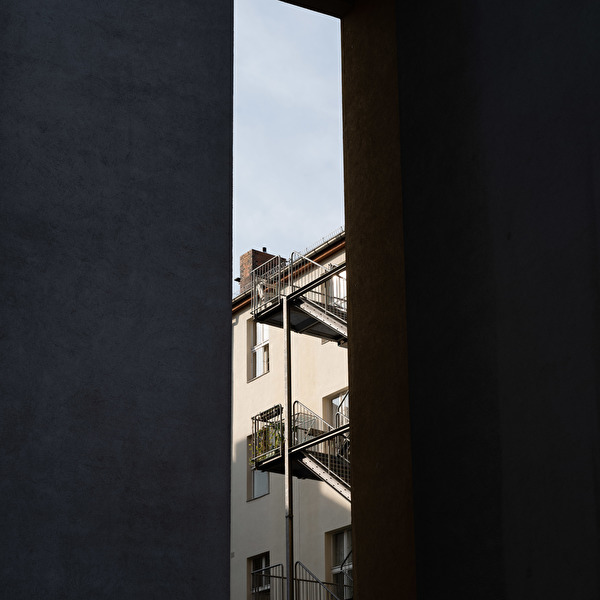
[283,295,294,600]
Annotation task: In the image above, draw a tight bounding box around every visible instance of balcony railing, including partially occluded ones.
[251,250,346,318]
[295,562,351,600]
[251,401,350,487]
[251,404,284,464]
[250,562,352,600]
[251,255,287,314]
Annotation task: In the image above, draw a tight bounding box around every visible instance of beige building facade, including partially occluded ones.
[231,232,351,599]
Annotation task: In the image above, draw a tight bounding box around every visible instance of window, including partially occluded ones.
[325,389,349,427]
[325,269,347,313]
[330,528,353,599]
[250,320,269,379]
[247,435,269,500]
[249,552,270,599]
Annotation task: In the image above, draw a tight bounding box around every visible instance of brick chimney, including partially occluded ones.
[239,247,276,293]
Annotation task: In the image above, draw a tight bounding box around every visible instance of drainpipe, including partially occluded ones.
[283,295,294,600]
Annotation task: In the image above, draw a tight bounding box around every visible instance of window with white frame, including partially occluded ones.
[325,269,347,311]
[326,389,349,427]
[247,435,269,500]
[331,528,353,599]
[250,320,269,379]
[249,552,270,599]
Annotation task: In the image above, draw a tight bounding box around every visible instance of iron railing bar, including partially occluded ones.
[293,400,335,431]
[290,425,350,453]
[288,264,346,298]
[335,391,350,428]
[295,561,344,600]
[339,549,353,580]
[301,450,351,492]
[290,251,339,271]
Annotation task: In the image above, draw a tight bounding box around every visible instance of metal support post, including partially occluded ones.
[283,295,294,600]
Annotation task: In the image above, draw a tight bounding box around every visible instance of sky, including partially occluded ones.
[233,0,344,278]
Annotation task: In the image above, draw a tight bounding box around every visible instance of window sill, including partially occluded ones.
[247,492,269,502]
[248,371,270,383]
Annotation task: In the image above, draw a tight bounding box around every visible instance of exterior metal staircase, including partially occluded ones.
[294,297,347,339]
[252,401,351,502]
[251,251,348,346]
[249,242,351,599]
[249,248,350,498]
[297,453,351,503]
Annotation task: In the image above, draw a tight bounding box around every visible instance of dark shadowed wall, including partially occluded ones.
[343,0,600,598]
[0,1,232,597]
[398,2,600,598]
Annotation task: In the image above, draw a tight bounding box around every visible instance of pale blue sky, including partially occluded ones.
[233,0,344,277]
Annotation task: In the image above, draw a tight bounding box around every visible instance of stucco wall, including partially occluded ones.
[0,1,232,597]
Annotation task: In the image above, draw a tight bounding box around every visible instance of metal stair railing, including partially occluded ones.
[298,451,351,502]
[294,295,347,339]
[292,400,335,446]
[301,438,351,492]
[296,287,347,323]
[251,563,285,600]
[293,401,351,492]
[250,249,347,323]
[289,252,339,293]
[289,252,347,321]
[295,562,349,600]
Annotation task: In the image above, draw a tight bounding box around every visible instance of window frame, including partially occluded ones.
[249,551,271,599]
[323,388,349,427]
[247,435,269,500]
[329,527,353,600]
[248,319,270,381]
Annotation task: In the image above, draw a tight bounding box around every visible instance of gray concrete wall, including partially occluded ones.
[397,2,600,598]
[0,1,232,597]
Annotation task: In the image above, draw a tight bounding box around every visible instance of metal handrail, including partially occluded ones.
[301,437,351,491]
[292,400,334,446]
[339,549,353,582]
[295,561,347,600]
[298,289,347,322]
[293,401,351,490]
[250,248,347,324]
[290,250,338,273]
[288,252,343,296]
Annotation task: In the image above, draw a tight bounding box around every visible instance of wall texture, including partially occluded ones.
[397,1,600,598]
[342,2,416,599]
[344,0,600,598]
[0,1,232,597]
